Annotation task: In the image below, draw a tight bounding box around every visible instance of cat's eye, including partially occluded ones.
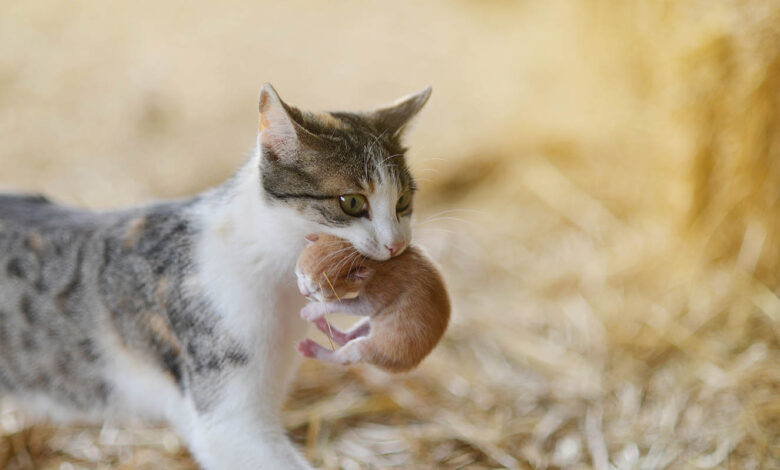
[339,194,368,217]
[396,191,413,213]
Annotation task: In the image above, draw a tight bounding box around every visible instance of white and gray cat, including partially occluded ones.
[0,83,430,469]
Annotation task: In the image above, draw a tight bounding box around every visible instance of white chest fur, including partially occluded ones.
[193,161,314,406]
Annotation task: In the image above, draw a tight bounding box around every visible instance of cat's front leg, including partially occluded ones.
[188,412,312,470]
[184,372,313,470]
[182,285,313,470]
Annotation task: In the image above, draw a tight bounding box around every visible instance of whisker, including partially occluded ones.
[332,251,361,275]
[413,216,477,228]
[313,246,355,271]
[379,153,404,166]
[346,251,365,277]
[421,208,487,217]
[413,228,459,235]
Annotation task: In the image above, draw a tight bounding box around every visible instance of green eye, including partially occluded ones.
[396,191,413,213]
[339,194,368,217]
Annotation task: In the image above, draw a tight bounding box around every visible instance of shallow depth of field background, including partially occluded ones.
[0,1,778,468]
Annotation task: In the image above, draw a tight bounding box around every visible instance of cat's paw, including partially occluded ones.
[300,303,323,322]
[297,339,320,358]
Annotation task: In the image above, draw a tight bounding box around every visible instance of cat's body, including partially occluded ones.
[295,234,450,373]
[0,181,312,469]
[0,83,432,469]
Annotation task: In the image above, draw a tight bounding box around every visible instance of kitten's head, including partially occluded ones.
[257,83,431,260]
[295,233,373,302]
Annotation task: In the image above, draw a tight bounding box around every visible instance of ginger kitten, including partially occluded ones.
[295,233,450,372]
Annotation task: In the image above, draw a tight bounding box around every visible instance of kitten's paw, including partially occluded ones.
[297,339,320,358]
[300,303,323,322]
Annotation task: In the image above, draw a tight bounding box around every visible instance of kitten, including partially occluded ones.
[295,233,450,373]
[0,83,431,469]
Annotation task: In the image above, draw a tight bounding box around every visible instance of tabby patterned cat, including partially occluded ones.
[0,83,430,469]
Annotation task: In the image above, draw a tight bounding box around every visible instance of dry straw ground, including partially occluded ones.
[0,0,777,469]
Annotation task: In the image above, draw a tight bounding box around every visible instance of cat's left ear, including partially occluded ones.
[258,83,321,161]
[367,86,432,139]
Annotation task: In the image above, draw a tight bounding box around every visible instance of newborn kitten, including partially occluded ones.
[295,234,450,372]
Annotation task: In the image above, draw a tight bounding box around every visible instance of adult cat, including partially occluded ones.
[0,83,430,469]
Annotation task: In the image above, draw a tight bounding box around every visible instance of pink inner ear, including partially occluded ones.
[305,233,320,243]
[353,266,372,279]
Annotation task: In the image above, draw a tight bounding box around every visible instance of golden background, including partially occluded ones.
[0,0,777,468]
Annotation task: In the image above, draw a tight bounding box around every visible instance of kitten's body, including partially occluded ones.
[0,84,432,469]
[295,234,450,372]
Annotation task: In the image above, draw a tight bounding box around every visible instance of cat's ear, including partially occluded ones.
[304,233,320,244]
[367,86,432,139]
[258,83,320,161]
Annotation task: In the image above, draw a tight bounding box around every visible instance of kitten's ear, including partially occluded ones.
[304,233,320,244]
[367,86,432,138]
[349,266,373,281]
[258,83,319,161]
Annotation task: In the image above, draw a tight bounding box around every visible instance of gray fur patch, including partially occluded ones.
[0,194,247,413]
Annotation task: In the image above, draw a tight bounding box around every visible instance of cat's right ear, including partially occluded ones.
[258,83,318,161]
[367,86,432,139]
[304,233,320,244]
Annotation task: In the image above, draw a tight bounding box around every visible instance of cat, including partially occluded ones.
[295,233,450,372]
[0,83,431,469]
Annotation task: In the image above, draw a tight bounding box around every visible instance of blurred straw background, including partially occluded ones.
[0,0,778,468]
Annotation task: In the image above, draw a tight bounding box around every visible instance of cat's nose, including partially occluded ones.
[385,241,405,257]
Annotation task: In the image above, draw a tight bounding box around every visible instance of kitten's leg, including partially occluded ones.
[298,337,367,366]
[314,317,370,346]
[300,297,373,322]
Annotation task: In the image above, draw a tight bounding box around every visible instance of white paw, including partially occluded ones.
[300,303,322,322]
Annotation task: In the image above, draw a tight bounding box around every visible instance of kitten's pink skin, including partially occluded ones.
[314,317,370,346]
[296,339,323,359]
[297,338,367,366]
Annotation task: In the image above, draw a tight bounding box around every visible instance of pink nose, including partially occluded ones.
[385,241,405,256]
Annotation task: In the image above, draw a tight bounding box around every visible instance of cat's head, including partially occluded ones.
[257,83,430,261]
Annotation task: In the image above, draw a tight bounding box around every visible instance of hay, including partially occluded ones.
[0,0,778,468]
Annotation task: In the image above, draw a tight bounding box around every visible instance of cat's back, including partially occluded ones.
[0,193,204,413]
[0,193,101,231]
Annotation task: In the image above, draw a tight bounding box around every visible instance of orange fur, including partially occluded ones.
[296,234,450,372]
